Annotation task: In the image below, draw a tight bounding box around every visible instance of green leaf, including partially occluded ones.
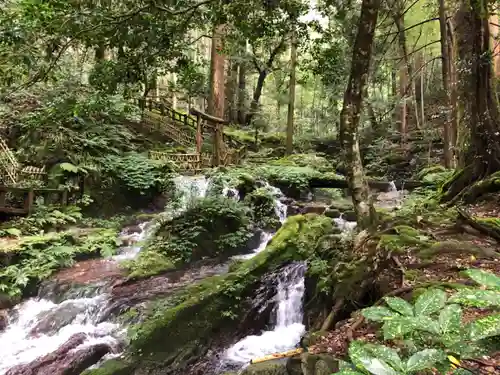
[334,371,365,375]
[382,317,419,340]
[414,289,447,316]
[414,316,440,334]
[439,304,462,336]
[449,288,500,308]
[5,228,22,237]
[361,306,398,322]
[464,269,500,290]
[405,349,447,372]
[384,296,414,316]
[359,357,398,375]
[58,162,79,173]
[348,341,373,370]
[468,313,500,341]
[364,343,403,371]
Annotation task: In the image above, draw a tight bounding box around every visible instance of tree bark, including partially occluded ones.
[238,51,247,124]
[286,28,297,155]
[339,0,380,229]
[208,24,226,166]
[442,0,500,202]
[439,0,455,167]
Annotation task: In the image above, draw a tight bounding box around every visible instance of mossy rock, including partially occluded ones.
[87,214,334,375]
[241,359,288,375]
[300,353,339,375]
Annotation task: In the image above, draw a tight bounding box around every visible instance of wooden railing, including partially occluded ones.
[0,186,69,215]
[149,151,202,171]
[0,136,47,185]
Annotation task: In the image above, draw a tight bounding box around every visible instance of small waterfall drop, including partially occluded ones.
[0,175,211,374]
[224,262,306,364]
[173,175,209,212]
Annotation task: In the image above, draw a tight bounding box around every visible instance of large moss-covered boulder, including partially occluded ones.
[146,196,256,264]
[85,214,333,375]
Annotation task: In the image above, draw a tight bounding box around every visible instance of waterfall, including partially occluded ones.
[0,175,212,374]
[0,293,124,374]
[224,262,306,364]
[173,175,209,212]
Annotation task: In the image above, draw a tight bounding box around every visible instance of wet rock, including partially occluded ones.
[0,309,8,331]
[329,200,353,212]
[301,205,327,215]
[30,302,89,336]
[0,292,18,310]
[299,353,339,375]
[241,359,287,375]
[286,356,302,375]
[324,209,341,219]
[52,258,123,286]
[5,332,112,375]
[342,211,357,222]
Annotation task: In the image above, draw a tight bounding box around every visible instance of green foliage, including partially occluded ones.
[0,228,119,297]
[0,204,84,236]
[121,251,175,279]
[268,153,335,172]
[141,196,254,266]
[103,153,172,192]
[243,187,280,229]
[339,269,500,375]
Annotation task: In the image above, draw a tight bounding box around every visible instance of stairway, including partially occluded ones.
[0,137,19,184]
[0,136,46,185]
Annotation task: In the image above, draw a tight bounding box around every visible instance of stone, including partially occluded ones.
[314,354,339,375]
[324,209,341,218]
[342,211,357,222]
[285,356,302,375]
[0,309,8,331]
[302,205,327,215]
[5,333,112,375]
[30,302,89,336]
[241,359,287,375]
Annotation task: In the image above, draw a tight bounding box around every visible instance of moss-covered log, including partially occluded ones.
[84,214,333,375]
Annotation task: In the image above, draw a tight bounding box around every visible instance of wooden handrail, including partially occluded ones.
[189,108,229,125]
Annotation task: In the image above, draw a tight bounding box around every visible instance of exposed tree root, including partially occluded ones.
[320,298,345,332]
[457,208,500,243]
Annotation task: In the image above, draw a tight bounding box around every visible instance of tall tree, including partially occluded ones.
[340,0,381,228]
[286,28,297,155]
[439,0,455,167]
[443,0,500,201]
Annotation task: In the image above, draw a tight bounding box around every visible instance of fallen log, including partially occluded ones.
[308,176,431,191]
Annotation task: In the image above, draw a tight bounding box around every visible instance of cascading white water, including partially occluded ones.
[0,295,123,374]
[224,262,306,364]
[223,186,240,200]
[0,175,211,374]
[173,175,209,212]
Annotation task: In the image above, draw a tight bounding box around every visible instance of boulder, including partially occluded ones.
[324,209,341,219]
[241,359,287,375]
[0,309,8,331]
[341,211,357,222]
[85,214,334,375]
[6,333,112,375]
[299,353,339,375]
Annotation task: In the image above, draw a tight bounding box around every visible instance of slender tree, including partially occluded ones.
[340,0,381,228]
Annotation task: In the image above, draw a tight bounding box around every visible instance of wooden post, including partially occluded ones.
[159,102,165,115]
[196,115,203,154]
[25,190,34,215]
[213,122,221,166]
[61,190,68,206]
[0,191,6,208]
[148,99,152,111]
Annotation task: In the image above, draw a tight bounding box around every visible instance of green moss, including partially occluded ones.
[92,214,333,374]
[146,196,255,264]
[120,251,176,279]
[81,359,131,375]
[269,154,335,173]
[241,360,287,375]
[378,226,428,253]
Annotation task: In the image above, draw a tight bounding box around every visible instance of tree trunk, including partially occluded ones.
[246,70,268,125]
[286,28,297,155]
[208,24,226,166]
[340,0,380,229]
[442,0,500,202]
[439,0,455,167]
[238,55,247,125]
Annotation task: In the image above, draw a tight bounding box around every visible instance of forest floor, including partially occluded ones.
[309,194,500,374]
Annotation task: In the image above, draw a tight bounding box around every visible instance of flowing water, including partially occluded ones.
[0,175,212,374]
[0,176,292,374]
[223,262,306,365]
